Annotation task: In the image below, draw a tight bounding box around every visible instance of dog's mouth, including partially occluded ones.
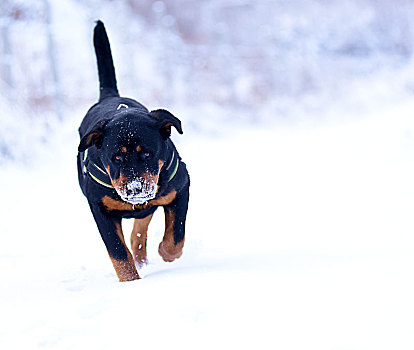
[116,177,157,205]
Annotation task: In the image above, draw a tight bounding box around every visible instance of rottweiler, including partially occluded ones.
[77,21,190,281]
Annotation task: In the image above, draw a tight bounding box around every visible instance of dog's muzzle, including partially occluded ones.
[117,177,157,205]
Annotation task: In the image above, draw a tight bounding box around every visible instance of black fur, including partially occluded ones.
[93,20,119,100]
[77,21,190,281]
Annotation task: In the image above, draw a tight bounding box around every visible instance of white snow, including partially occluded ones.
[118,176,157,205]
[1,101,414,350]
[1,1,414,348]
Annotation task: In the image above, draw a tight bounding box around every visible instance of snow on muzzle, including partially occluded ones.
[114,176,158,205]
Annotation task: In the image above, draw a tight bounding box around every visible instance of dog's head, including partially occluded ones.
[78,108,182,204]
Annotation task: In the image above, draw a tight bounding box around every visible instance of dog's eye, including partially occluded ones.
[144,152,151,159]
[114,155,123,162]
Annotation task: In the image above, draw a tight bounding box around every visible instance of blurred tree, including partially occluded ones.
[1,0,414,125]
[43,0,62,120]
[0,0,14,97]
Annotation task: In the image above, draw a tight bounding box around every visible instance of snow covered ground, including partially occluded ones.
[1,101,414,350]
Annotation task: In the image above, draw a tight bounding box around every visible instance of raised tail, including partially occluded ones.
[93,20,119,101]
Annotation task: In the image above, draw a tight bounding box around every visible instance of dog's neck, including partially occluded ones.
[162,143,180,183]
[81,148,114,189]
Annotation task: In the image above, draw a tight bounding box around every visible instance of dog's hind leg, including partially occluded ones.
[131,214,153,268]
[89,204,139,281]
[158,184,189,262]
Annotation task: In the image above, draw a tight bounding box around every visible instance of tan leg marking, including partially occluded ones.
[130,214,153,268]
[110,258,140,282]
[158,209,185,262]
[111,223,140,282]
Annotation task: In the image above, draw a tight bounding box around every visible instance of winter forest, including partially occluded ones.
[1,1,414,349]
[2,0,414,161]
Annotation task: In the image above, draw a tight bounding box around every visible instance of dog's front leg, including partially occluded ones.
[131,214,153,268]
[158,185,189,262]
[89,203,140,281]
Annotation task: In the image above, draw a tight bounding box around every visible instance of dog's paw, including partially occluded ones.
[134,257,148,269]
[158,242,183,262]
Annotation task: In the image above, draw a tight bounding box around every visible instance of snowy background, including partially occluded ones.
[1,0,414,349]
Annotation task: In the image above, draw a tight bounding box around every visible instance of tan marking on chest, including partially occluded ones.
[148,190,176,206]
[102,196,135,211]
[102,190,177,212]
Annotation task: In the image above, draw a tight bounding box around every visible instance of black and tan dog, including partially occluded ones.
[77,21,190,281]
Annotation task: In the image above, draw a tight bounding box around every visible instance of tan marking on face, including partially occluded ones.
[120,146,127,153]
[109,223,140,281]
[106,165,128,193]
[140,159,164,188]
[156,160,164,192]
[136,160,164,195]
[136,145,142,152]
[158,209,184,262]
[130,214,153,268]
[141,172,158,186]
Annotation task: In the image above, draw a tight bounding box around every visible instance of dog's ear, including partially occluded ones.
[78,120,108,152]
[149,109,183,140]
